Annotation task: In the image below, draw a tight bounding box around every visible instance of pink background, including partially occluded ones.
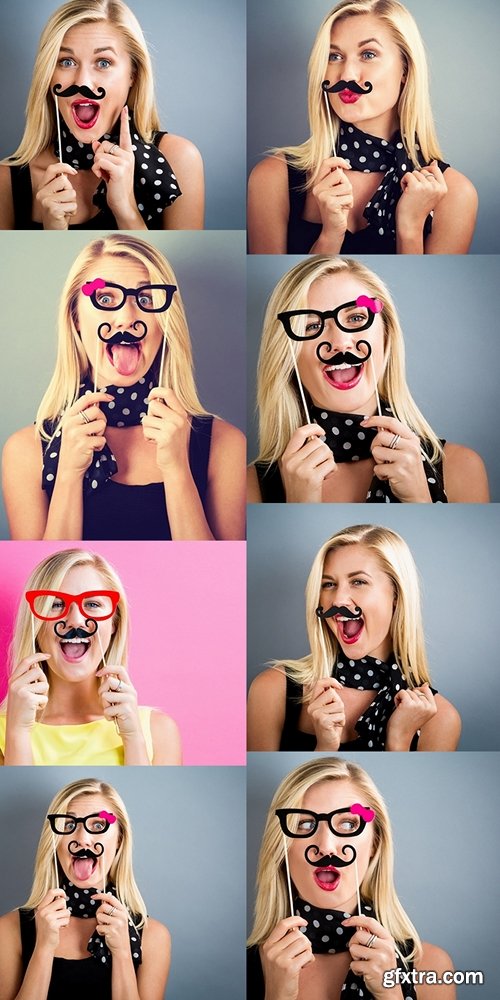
[0,541,246,765]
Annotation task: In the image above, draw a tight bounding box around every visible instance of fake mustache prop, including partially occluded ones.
[97,321,148,344]
[52,83,106,100]
[305,844,357,868]
[316,339,372,365]
[68,842,104,860]
[53,621,98,639]
[316,604,363,621]
[321,79,373,94]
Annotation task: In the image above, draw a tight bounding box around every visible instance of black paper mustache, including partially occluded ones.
[316,339,372,365]
[53,83,106,100]
[321,79,373,94]
[68,842,104,859]
[53,622,98,639]
[97,321,148,345]
[305,844,357,868]
[316,604,363,621]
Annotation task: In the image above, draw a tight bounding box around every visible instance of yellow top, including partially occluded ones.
[0,708,154,765]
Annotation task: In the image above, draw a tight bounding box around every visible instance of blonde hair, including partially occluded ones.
[255,255,442,464]
[275,523,431,692]
[274,0,443,184]
[2,548,128,711]
[35,233,208,440]
[248,756,421,963]
[24,778,147,928]
[3,0,160,166]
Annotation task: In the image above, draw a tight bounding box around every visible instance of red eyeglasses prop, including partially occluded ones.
[25,590,120,622]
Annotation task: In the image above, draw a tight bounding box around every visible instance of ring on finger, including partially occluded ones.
[109,143,118,154]
[107,906,116,916]
[80,410,90,424]
[389,433,400,450]
[115,679,123,692]
[366,933,377,948]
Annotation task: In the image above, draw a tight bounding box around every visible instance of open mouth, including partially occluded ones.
[59,637,91,662]
[106,342,143,377]
[335,614,365,645]
[313,867,341,891]
[71,856,99,881]
[323,362,364,390]
[71,100,101,130]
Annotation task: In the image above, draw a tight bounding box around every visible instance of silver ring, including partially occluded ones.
[107,906,116,916]
[109,143,118,154]
[389,433,400,450]
[80,410,90,424]
[115,679,123,692]
[366,933,377,949]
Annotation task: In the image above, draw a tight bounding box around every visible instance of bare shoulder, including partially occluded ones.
[247,667,287,750]
[250,666,287,697]
[434,694,461,730]
[248,154,289,205]
[158,133,203,175]
[247,463,263,502]
[2,425,41,473]
[150,710,182,765]
[443,167,477,208]
[0,909,21,943]
[248,155,290,253]
[210,417,246,457]
[142,916,171,952]
[442,441,489,502]
[0,163,15,229]
[419,693,461,750]
[417,940,454,973]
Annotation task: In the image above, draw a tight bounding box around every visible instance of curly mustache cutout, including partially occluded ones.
[305,844,357,868]
[315,339,372,366]
[316,604,363,621]
[53,621,98,639]
[97,321,148,345]
[68,842,104,859]
[321,79,373,94]
[52,83,106,100]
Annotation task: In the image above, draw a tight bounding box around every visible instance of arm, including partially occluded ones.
[417,695,461,751]
[247,668,287,751]
[158,134,204,230]
[151,711,182,765]
[424,169,478,254]
[0,894,69,1000]
[204,419,246,540]
[247,464,263,502]
[0,165,15,230]
[415,942,456,1000]
[136,920,171,1000]
[442,442,490,502]
[247,156,289,253]
[397,166,477,254]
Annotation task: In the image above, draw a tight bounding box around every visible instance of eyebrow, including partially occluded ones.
[58,45,118,55]
[321,571,373,579]
[330,37,383,49]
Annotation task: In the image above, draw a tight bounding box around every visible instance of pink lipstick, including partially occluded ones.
[313,867,341,892]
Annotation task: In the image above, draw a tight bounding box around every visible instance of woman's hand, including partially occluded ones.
[6,654,50,730]
[306,678,345,751]
[96,665,143,739]
[141,387,191,479]
[386,684,438,751]
[396,161,448,236]
[280,425,336,503]
[91,894,135,958]
[35,163,78,230]
[57,392,114,482]
[34,889,70,955]
[361,415,432,503]
[311,157,353,249]
[91,107,137,225]
[261,917,314,1000]
[343,914,402,1000]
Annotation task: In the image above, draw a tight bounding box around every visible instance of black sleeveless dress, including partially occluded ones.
[19,909,113,998]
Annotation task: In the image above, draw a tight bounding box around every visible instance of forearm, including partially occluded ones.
[14,944,53,999]
[396,225,424,254]
[44,473,84,540]
[309,230,344,254]
[4,725,35,765]
[122,733,151,765]
[114,205,147,230]
[111,950,141,1000]
[163,469,214,540]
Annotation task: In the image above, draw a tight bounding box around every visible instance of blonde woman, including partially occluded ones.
[0,778,170,999]
[2,233,245,540]
[247,524,461,752]
[0,0,203,230]
[248,0,476,254]
[247,256,488,503]
[248,757,455,999]
[0,548,181,765]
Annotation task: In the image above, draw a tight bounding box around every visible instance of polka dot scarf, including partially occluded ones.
[54,111,181,226]
[294,897,417,998]
[308,402,448,503]
[337,121,446,242]
[60,876,142,967]
[41,366,157,499]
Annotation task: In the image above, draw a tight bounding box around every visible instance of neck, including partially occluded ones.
[43,674,103,723]
[345,108,399,142]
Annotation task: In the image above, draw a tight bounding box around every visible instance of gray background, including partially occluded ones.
[246,254,500,502]
[0,0,245,229]
[0,765,246,1000]
[247,503,500,751]
[247,0,500,253]
[0,229,246,539]
[247,752,499,998]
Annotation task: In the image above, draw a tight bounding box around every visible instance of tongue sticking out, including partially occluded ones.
[73,857,96,881]
[343,618,363,638]
[109,343,141,376]
[61,642,88,660]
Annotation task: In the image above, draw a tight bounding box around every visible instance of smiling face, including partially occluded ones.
[327,14,406,138]
[77,255,164,386]
[50,21,134,141]
[320,544,395,660]
[296,273,385,414]
[55,793,120,888]
[38,564,116,682]
[287,779,374,911]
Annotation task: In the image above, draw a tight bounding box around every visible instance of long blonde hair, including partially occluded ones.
[24,778,147,928]
[274,0,443,184]
[35,233,208,441]
[3,0,160,166]
[274,523,431,692]
[255,255,442,464]
[248,756,421,962]
[2,548,128,711]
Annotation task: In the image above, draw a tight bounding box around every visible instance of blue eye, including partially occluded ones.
[59,58,76,68]
[328,52,342,63]
[97,59,112,69]
[361,51,377,60]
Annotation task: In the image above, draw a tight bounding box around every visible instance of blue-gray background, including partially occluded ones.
[247,0,500,253]
[247,752,499,998]
[246,254,500,502]
[0,765,246,1000]
[0,0,245,229]
[247,503,500,751]
[0,229,246,539]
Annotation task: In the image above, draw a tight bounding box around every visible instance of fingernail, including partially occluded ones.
[319,434,326,442]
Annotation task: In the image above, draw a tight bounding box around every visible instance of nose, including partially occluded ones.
[64,599,87,627]
[322,318,357,351]
[115,294,140,329]
[313,821,341,857]
[343,53,362,82]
